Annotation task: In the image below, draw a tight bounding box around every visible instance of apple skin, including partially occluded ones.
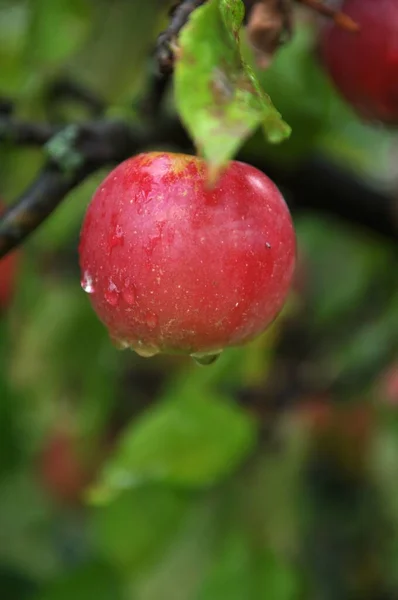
[319,0,398,124]
[79,152,296,359]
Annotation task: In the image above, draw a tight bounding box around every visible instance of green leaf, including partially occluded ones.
[92,484,191,575]
[0,565,37,600]
[196,529,253,600]
[174,0,290,172]
[26,0,91,68]
[243,25,333,163]
[134,495,219,600]
[90,395,256,502]
[254,550,300,600]
[0,471,59,579]
[37,562,123,600]
[0,322,24,477]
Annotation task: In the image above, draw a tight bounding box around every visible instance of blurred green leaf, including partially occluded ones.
[296,216,389,327]
[0,565,38,600]
[197,535,299,600]
[330,291,398,388]
[37,562,123,600]
[0,322,24,477]
[69,0,166,103]
[241,421,306,554]
[174,0,290,172]
[254,550,300,600]
[195,497,301,600]
[92,484,191,575]
[134,494,220,600]
[196,529,253,600]
[26,0,92,68]
[0,1,29,92]
[244,26,333,163]
[91,395,256,502]
[0,470,59,578]
[10,271,121,443]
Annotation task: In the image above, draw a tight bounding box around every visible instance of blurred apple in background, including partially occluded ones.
[0,202,18,313]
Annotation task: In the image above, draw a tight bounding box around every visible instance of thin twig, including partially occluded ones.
[296,0,360,32]
[156,0,207,73]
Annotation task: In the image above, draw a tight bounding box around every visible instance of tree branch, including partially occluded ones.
[247,153,398,242]
[0,117,59,146]
[44,77,106,121]
[156,0,207,73]
[0,120,152,256]
[0,115,397,259]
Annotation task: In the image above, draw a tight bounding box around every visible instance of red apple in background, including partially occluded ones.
[79,152,296,363]
[298,396,374,473]
[378,362,398,406]
[319,0,398,124]
[0,202,18,312]
[38,427,100,506]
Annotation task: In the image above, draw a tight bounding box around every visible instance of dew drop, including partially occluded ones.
[190,350,222,366]
[146,312,159,329]
[133,341,160,358]
[110,337,130,350]
[81,271,95,294]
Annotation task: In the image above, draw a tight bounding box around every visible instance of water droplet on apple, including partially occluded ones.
[190,350,222,366]
[81,271,95,294]
[110,336,130,350]
[133,341,159,358]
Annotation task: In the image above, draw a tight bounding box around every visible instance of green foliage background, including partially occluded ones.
[0,1,397,599]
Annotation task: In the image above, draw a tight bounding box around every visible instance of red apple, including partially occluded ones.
[79,152,296,362]
[319,0,398,124]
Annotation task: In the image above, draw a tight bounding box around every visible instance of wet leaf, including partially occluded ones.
[174,0,290,174]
